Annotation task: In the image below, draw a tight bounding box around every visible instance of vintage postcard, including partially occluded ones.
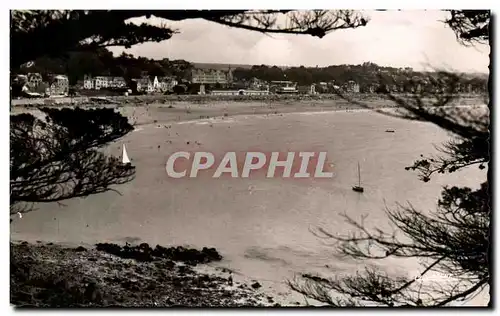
[9,7,491,308]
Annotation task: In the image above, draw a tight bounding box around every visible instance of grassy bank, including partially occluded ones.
[10,242,279,307]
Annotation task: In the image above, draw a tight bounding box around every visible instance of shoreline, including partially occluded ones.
[10,98,382,127]
[10,95,485,128]
[10,92,485,107]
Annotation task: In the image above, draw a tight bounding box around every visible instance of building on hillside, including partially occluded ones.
[199,84,206,95]
[25,81,50,95]
[191,69,232,85]
[27,73,43,87]
[153,76,160,91]
[84,76,126,90]
[310,84,316,95]
[166,77,178,91]
[315,82,329,93]
[136,77,154,93]
[466,83,473,94]
[345,80,360,93]
[13,74,28,84]
[49,75,69,96]
[270,81,298,94]
[249,77,268,90]
[363,84,377,93]
[157,77,178,92]
[83,75,94,89]
[109,77,127,88]
[36,82,50,95]
[93,76,111,90]
[297,84,316,95]
[73,80,85,91]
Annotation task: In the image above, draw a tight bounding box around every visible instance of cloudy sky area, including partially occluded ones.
[109,10,489,73]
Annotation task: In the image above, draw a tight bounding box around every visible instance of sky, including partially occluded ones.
[108,10,490,73]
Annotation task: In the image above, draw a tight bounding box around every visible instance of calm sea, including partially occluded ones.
[11,109,487,305]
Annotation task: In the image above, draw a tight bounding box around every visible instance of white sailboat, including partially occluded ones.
[122,144,131,164]
[121,144,135,169]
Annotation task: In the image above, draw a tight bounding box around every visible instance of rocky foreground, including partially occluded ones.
[10,242,278,308]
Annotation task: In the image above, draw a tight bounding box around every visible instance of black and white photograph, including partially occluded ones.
[7,3,492,309]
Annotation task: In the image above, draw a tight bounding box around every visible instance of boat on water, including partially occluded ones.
[120,144,135,170]
[352,162,364,193]
[385,129,395,133]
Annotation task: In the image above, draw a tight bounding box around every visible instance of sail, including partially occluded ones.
[122,144,131,164]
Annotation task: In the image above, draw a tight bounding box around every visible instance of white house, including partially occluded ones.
[153,76,160,91]
[83,75,94,89]
[93,76,111,90]
[159,77,178,92]
[137,77,154,93]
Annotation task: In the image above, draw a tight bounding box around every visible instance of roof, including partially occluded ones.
[27,73,42,79]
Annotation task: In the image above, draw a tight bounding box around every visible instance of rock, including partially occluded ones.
[73,246,87,252]
[95,243,222,265]
[139,243,151,251]
[251,282,261,289]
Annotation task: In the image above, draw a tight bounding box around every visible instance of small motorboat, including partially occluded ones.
[385,129,395,133]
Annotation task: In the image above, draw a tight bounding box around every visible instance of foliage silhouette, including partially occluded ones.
[10,108,135,214]
[11,10,367,69]
[289,10,491,307]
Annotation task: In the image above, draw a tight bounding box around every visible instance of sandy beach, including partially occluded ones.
[11,94,484,127]
[11,97,383,125]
